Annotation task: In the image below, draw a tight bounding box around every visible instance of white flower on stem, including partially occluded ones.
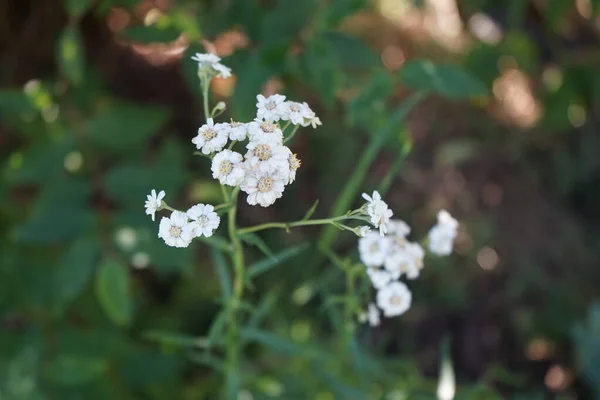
[224,121,248,141]
[387,219,411,237]
[368,303,381,327]
[366,267,393,289]
[247,120,284,144]
[186,204,220,238]
[283,148,301,184]
[428,210,459,256]
[241,169,286,207]
[256,94,288,122]
[158,211,193,248]
[376,281,412,317]
[384,241,424,280]
[192,118,229,155]
[191,53,231,79]
[245,139,290,174]
[358,232,389,267]
[356,225,371,237]
[303,115,322,129]
[362,190,393,235]
[144,189,165,221]
[282,101,314,125]
[211,150,246,186]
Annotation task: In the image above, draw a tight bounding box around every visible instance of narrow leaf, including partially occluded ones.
[301,199,319,221]
[57,26,85,85]
[247,243,309,279]
[95,260,133,326]
[211,248,232,301]
[143,330,207,349]
[240,233,273,257]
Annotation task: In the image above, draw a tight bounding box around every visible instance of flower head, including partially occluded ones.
[212,150,246,187]
[191,53,231,79]
[256,94,288,122]
[428,210,459,256]
[368,303,380,327]
[387,219,411,237]
[245,140,290,174]
[355,225,371,237]
[192,118,229,155]
[158,211,193,248]
[247,119,284,144]
[376,281,412,317]
[358,232,389,267]
[144,189,165,221]
[361,191,393,235]
[366,267,393,289]
[282,101,314,125]
[285,149,301,184]
[241,169,286,207]
[225,121,248,141]
[186,204,220,238]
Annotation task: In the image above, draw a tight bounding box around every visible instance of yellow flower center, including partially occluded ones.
[257,177,274,193]
[260,121,277,133]
[169,226,182,238]
[219,160,233,175]
[202,128,216,141]
[390,295,403,306]
[265,101,276,111]
[254,144,272,161]
[197,215,209,227]
[289,154,301,171]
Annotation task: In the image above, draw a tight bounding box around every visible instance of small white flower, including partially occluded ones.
[241,169,286,207]
[192,118,229,155]
[376,281,412,318]
[211,150,246,186]
[285,149,301,184]
[428,210,459,256]
[304,116,322,129]
[362,190,393,235]
[256,94,288,122]
[358,232,389,267]
[186,204,220,238]
[245,140,290,174]
[145,189,165,221]
[224,121,248,141]
[247,119,284,144]
[191,53,231,79]
[368,303,380,327]
[158,211,193,248]
[387,220,411,237]
[281,101,314,125]
[356,225,371,237]
[384,241,424,280]
[366,267,393,289]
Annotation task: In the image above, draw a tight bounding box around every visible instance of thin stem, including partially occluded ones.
[238,215,369,235]
[283,125,300,144]
[225,187,244,398]
[201,77,210,122]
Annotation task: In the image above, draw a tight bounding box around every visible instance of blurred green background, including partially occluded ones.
[2,0,600,398]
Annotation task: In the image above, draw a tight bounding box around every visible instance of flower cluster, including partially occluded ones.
[192,91,319,207]
[358,204,459,326]
[191,53,232,79]
[144,190,221,248]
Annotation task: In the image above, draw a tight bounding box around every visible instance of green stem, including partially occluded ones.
[225,187,244,398]
[238,215,369,235]
[201,77,210,121]
[283,125,300,143]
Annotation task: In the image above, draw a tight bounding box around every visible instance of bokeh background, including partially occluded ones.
[2,0,600,398]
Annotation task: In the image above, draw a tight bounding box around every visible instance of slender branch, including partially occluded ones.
[283,125,300,144]
[201,77,210,121]
[237,215,369,235]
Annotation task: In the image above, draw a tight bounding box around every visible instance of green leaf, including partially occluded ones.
[211,248,232,301]
[323,31,380,70]
[57,26,85,85]
[64,0,92,17]
[121,25,182,43]
[54,238,99,311]
[247,243,309,279]
[143,330,207,349]
[301,199,319,221]
[399,60,488,99]
[206,310,228,348]
[17,207,95,244]
[47,355,108,386]
[95,260,133,326]
[240,232,273,257]
[85,102,169,152]
[0,90,36,116]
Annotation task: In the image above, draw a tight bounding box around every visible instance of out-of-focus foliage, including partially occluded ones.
[0,0,599,398]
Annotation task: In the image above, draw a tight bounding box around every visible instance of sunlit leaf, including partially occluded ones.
[95,260,133,326]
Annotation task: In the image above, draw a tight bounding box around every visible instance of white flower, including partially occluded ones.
[245,140,290,174]
[304,116,322,129]
[158,211,193,248]
[358,232,389,267]
[281,101,314,125]
[376,281,412,317]
[224,121,248,141]
[428,210,459,256]
[356,226,371,237]
[145,189,165,221]
[240,169,286,207]
[211,150,246,186]
[387,220,411,237]
[284,149,301,184]
[191,53,231,79]
[366,267,393,289]
[368,303,380,327]
[186,204,220,238]
[247,119,284,144]
[256,94,288,121]
[362,190,393,235]
[384,241,424,280]
[192,118,229,155]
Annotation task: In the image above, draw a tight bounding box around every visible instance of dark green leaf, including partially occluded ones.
[95,260,133,326]
[212,248,232,301]
[247,243,309,278]
[301,199,319,221]
[240,232,273,257]
[47,355,108,386]
[54,238,99,311]
[57,26,85,85]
